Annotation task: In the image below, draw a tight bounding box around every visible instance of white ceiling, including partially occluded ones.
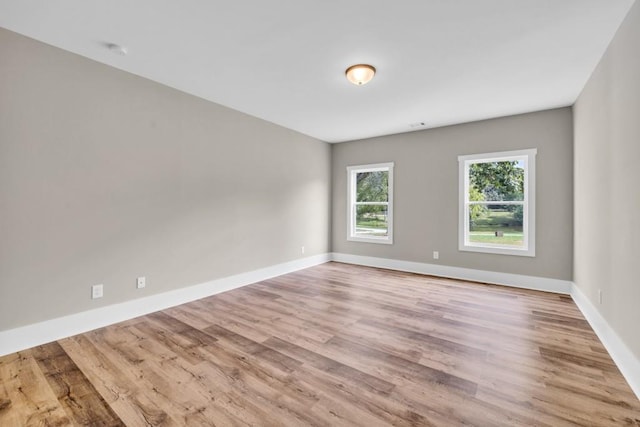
[0,1,635,142]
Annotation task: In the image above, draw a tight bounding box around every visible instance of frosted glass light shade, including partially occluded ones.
[345,64,376,85]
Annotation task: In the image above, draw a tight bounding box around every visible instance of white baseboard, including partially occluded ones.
[0,253,331,357]
[571,284,640,400]
[330,253,572,294]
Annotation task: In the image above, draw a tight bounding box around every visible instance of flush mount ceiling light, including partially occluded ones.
[345,64,376,85]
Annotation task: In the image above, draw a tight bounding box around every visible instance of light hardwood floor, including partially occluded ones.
[1,262,638,426]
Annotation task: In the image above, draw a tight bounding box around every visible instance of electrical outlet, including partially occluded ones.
[301,246,305,254]
[92,284,103,299]
[137,276,146,289]
[598,289,602,304]
[433,251,439,260]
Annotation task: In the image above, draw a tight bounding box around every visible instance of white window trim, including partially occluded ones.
[347,162,394,244]
[458,149,536,257]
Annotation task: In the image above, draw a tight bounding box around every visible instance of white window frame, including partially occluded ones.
[458,149,536,257]
[347,162,394,244]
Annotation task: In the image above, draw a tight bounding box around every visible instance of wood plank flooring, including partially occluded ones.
[1,262,638,426]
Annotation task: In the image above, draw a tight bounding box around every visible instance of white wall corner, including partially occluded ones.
[330,253,572,294]
[0,253,331,357]
[570,284,640,400]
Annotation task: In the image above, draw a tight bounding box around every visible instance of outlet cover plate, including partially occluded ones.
[92,284,103,299]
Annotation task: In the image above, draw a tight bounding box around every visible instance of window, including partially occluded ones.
[458,149,536,256]
[347,163,394,244]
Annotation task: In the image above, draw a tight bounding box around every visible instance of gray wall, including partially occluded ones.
[573,1,640,359]
[0,28,331,331]
[332,108,573,280]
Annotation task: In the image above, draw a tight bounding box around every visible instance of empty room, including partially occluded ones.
[1,1,639,425]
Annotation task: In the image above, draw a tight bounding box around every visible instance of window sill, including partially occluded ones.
[459,244,535,257]
[348,236,393,245]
